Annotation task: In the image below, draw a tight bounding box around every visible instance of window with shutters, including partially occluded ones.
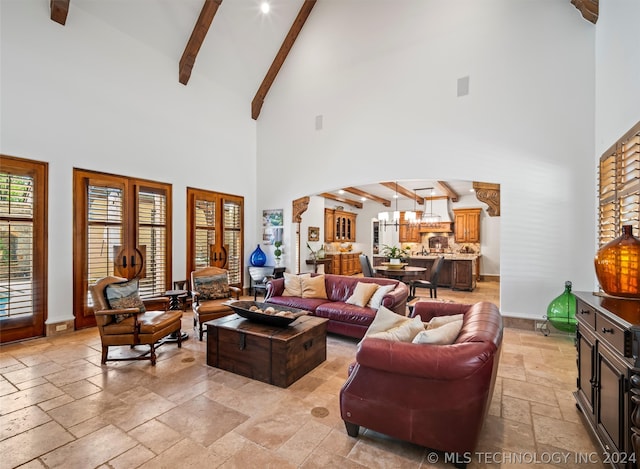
[187,188,243,287]
[0,155,47,343]
[598,121,640,246]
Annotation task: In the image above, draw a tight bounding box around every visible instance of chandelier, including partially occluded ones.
[378,182,401,230]
[417,187,441,226]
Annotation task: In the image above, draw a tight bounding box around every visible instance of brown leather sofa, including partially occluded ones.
[265,273,409,339]
[340,301,503,467]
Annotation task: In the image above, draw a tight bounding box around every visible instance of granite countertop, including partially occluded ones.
[374,254,481,260]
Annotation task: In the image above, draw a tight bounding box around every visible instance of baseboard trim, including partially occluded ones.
[45,320,75,336]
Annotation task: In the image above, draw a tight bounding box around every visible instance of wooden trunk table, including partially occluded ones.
[205,314,328,388]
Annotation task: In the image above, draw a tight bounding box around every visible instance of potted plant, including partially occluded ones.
[381,244,410,264]
[274,241,283,265]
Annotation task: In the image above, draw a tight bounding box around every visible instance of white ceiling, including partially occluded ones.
[73,0,307,98]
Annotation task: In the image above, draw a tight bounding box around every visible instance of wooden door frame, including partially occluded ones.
[186,187,244,288]
[0,155,48,343]
[73,169,172,329]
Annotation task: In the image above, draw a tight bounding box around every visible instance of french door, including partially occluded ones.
[73,169,172,329]
[186,188,243,287]
[0,155,48,343]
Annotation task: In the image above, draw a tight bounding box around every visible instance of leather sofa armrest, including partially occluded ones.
[265,278,285,298]
[379,282,409,310]
[356,338,497,380]
[410,302,472,321]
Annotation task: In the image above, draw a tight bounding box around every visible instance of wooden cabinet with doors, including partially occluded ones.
[574,292,640,469]
[187,188,243,288]
[399,211,421,243]
[453,208,481,243]
[452,259,476,291]
[324,252,361,275]
[325,209,357,243]
[324,209,335,242]
[73,169,172,330]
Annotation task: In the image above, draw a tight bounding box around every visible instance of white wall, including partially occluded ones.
[0,1,258,325]
[595,1,640,155]
[257,0,596,319]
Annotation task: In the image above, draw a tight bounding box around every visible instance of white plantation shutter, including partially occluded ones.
[598,122,640,246]
[223,199,242,284]
[138,189,167,298]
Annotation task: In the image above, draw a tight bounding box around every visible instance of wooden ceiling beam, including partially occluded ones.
[342,187,391,207]
[251,0,316,120]
[436,181,459,202]
[319,193,363,209]
[570,0,598,24]
[379,182,425,205]
[50,0,70,25]
[179,0,222,85]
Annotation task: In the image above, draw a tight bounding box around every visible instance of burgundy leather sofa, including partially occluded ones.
[264,274,409,339]
[340,301,503,467]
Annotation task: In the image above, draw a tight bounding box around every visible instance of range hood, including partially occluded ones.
[419,199,453,233]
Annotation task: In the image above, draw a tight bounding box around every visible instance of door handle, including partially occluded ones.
[122,256,127,268]
[131,255,136,267]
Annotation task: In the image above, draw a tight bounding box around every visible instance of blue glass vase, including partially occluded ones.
[250,244,267,266]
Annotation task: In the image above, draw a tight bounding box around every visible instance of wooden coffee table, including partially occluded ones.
[205,314,328,388]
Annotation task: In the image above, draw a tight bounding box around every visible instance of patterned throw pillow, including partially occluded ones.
[104,279,145,323]
[193,273,230,301]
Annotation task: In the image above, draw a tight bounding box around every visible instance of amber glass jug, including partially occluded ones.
[594,225,640,298]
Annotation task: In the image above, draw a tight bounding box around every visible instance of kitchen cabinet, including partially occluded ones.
[452,259,476,291]
[399,211,421,243]
[325,252,361,276]
[325,209,356,242]
[574,292,640,469]
[324,209,335,243]
[453,208,481,243]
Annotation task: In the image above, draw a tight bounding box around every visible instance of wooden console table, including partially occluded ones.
[574,291,640,468]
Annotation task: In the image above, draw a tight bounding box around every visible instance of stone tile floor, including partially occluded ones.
[0,284,603,468]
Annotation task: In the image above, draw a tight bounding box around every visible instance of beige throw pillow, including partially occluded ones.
[282,273,311,297]
[368,315,425,342]
[301,275,328,299]
[346,282,379,307]
[364,305,410,338]
[367,284,395,309]
[412,319,463,345]
[425,314,464,329]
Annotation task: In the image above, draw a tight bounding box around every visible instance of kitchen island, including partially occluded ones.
[373,254,481,291]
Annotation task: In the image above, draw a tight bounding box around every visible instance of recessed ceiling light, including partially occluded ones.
[360,197,366,202]
[260,1,270,14]
[338,189,345,195]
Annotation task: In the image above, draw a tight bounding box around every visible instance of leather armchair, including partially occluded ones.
[190,266,241,340]
[90,276,183,366]
[340,301,503,466]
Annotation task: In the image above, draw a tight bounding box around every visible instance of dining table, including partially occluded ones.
[373,266,427,301]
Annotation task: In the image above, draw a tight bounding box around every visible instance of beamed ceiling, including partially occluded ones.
[49,0,597,121]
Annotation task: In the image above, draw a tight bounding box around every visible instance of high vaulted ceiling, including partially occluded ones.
[49,0,596,120]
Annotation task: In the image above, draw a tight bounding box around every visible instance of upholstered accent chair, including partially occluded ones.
[190,266,241,340]
[90,276,183,366]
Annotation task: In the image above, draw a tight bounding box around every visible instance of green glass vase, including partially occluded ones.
[546,281,577,333]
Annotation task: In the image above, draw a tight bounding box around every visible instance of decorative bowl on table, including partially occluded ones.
[381,262,408,270]
[228,300,309,327]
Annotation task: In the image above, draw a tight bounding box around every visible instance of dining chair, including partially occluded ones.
[359,254,375,278]
[410,256,445,298]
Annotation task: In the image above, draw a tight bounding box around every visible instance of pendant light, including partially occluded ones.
[405,190,418,225]
[418,187,441,226]
[378,182,401,230]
